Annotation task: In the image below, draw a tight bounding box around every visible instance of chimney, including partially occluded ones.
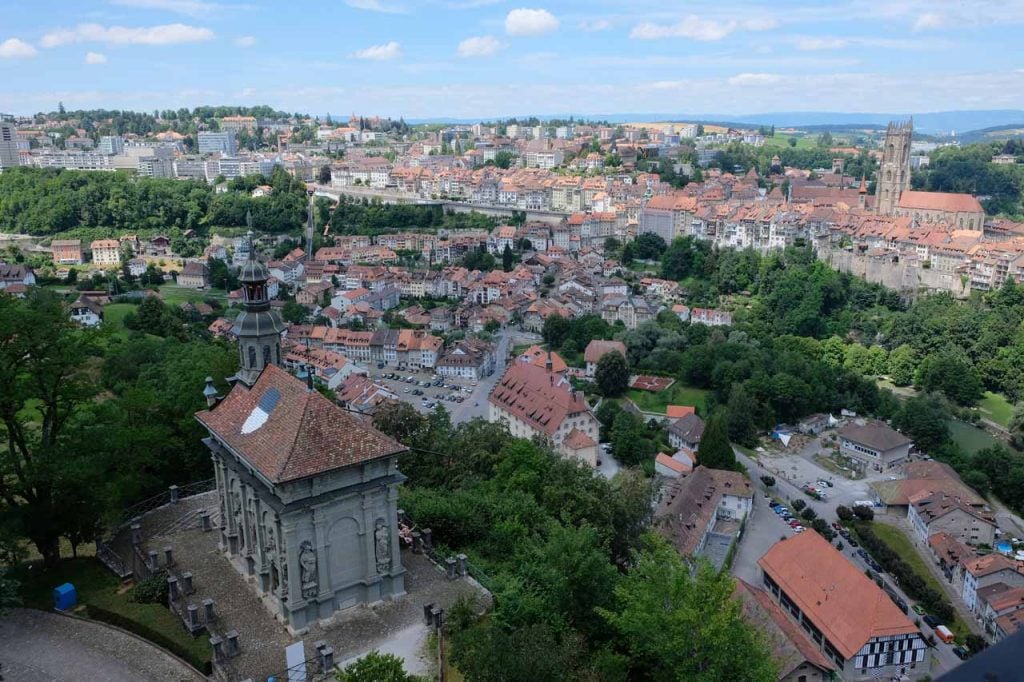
[202,377,218,407]
[545,350,553,372]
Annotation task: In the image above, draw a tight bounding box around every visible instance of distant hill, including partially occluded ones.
[409,110,1024,136]
[957,124,1024,144]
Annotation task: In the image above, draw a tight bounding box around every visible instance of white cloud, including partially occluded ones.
[0,38,37,58]
[578,18,611,32]
[40,23,214,47]
[913,12,944,31]
[505,8,559,36]
[796,37,849,50]
[234,35,256,47]
[456,35,503,57]
[345,0,405,13]
[630,15,776,41]
[727,73,783,86]
[84,51,108,64]
[352,41,401,60]
[109,0,239,17]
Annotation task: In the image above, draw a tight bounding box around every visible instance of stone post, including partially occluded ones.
[422,603,435,626]
[163,546,174,566]
[320,646,334,672]
[147,550,158,572]
[200,509,211,532]
[397,508,405,525]
[186,604,199,630]
[431,606,443,630]
[421,528,433,551]
[457,553,468,577]
[169,484,179,504]
[411,531,422,554]
[209,635,223,661]
[225,630,240,657]
[167,576,179,601]
[181,571,194,595]
[445,557,457,580]
[202,597,215,623]
[130,524,142,546]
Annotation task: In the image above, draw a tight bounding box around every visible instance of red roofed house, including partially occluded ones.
[758,531,928,678]
[488,360,600,466]
[960,554,1024,615]
[583,339,627,377]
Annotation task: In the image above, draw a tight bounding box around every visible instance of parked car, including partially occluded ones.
[847,538,859,547]
[922,614,940,629]
[952,646,969,660]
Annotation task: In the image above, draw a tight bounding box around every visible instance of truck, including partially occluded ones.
[935,625,954,644]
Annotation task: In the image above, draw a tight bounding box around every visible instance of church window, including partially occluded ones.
[248,345,257,368]
[263,345,271,367]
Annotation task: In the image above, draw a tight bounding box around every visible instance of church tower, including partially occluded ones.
[875,119,913,216]
[232,231,286,387]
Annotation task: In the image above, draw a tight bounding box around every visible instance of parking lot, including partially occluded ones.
[370,369,479,415]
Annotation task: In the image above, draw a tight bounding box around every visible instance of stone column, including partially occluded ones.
[169,485,179,504]
[209,635,223,661]
[202,597,215,623]
[181,571,194,595]
[445,557,457,580]
[186,604,199,630]
[163,546,174,566]
[167,576,179,601]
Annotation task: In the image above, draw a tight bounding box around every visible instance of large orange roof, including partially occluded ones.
[898,190,983,214]
[758,531,919,659]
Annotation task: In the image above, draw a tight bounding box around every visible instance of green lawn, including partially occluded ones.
[627,384,709,415]
[14,558,211,669]
[979,391,1014,428]
[761,133,819,151]
[103,302,137,331]
[947,420,1001,455]
[158,284,228,306]
[868,523,970,641]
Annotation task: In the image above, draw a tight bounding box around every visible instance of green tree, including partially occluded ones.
[892,395,949,453]
[634,233,668,260]
[725,384,759,446]
[282,301,308,324]
[502,243,514,272]
[0,291,101,566]
[541,314,571,349]
[595,351,629,397]
[696,411,737,471]
[887,344,918,386]
[915,352,983,405]
[494,151,514,169]
[335,651,420,682]
[612,410,654,466]
[599,535,777,682]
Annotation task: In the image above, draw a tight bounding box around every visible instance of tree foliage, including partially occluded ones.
[696,411,737,471]
[595,351,629,397]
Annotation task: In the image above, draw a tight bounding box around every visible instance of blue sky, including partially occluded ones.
[2,0,1023,118]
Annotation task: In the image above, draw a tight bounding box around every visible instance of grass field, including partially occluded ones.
[103,302,137,331]
[868,523,970,641]
[14,558,211,668]
[627,384,709,415]
[761,133,819,151]
[947,419,1001,455]
[979,391,1014,427]
[158,284,228,306]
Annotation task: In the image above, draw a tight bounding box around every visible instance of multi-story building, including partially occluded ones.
[198,131,238,155]
[838,420,912,472]
[33,151,112,171]
[583,339,627,377]
[758,532,929,679]
[908,492,997,548]
[0,122,20,170]
[960,554,1024,614]
[51,239,83,265]
[97,135,125,155]
[656,467,753,562]
[90,239,121,266]
[435,338,495,380]
[488,359,600,466]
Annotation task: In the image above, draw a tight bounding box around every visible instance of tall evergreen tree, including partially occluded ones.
[502,243,513,272]
[696,410,737,471]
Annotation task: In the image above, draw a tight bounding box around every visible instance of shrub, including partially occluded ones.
[791,499,806,512]
[800,507,817,522]
[760,475,775,487]
[128,576,168,605]
[853,505,875,521]
[836,505,854,521]
[85,605,210,674]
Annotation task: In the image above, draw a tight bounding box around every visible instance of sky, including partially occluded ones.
[2,0,1024,119]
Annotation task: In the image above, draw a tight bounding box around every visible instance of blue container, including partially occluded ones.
[53,582,77,611]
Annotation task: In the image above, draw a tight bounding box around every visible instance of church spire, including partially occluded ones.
[232,221,287,387]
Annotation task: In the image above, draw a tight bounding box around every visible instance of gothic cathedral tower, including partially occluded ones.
[232,233,287,387]
[875,119,913,216]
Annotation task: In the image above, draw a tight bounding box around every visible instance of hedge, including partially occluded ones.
[85,604,212,675]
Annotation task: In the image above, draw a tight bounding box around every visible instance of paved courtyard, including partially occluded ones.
[123,492,488,681]
[0,608,206,682]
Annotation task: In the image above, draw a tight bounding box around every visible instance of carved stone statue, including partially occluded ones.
[265,526,277,556]
[299,540,318,599]
[374,521,391,573]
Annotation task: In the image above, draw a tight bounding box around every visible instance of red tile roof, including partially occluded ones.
[583,339,627,364]
[898,190,984,214]
[666,405,696,419]
[488,361,590,437]
[196,365,407,483]
[758,531,920,660]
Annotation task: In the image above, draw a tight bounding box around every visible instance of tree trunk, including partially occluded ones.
[33,535,62,569]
